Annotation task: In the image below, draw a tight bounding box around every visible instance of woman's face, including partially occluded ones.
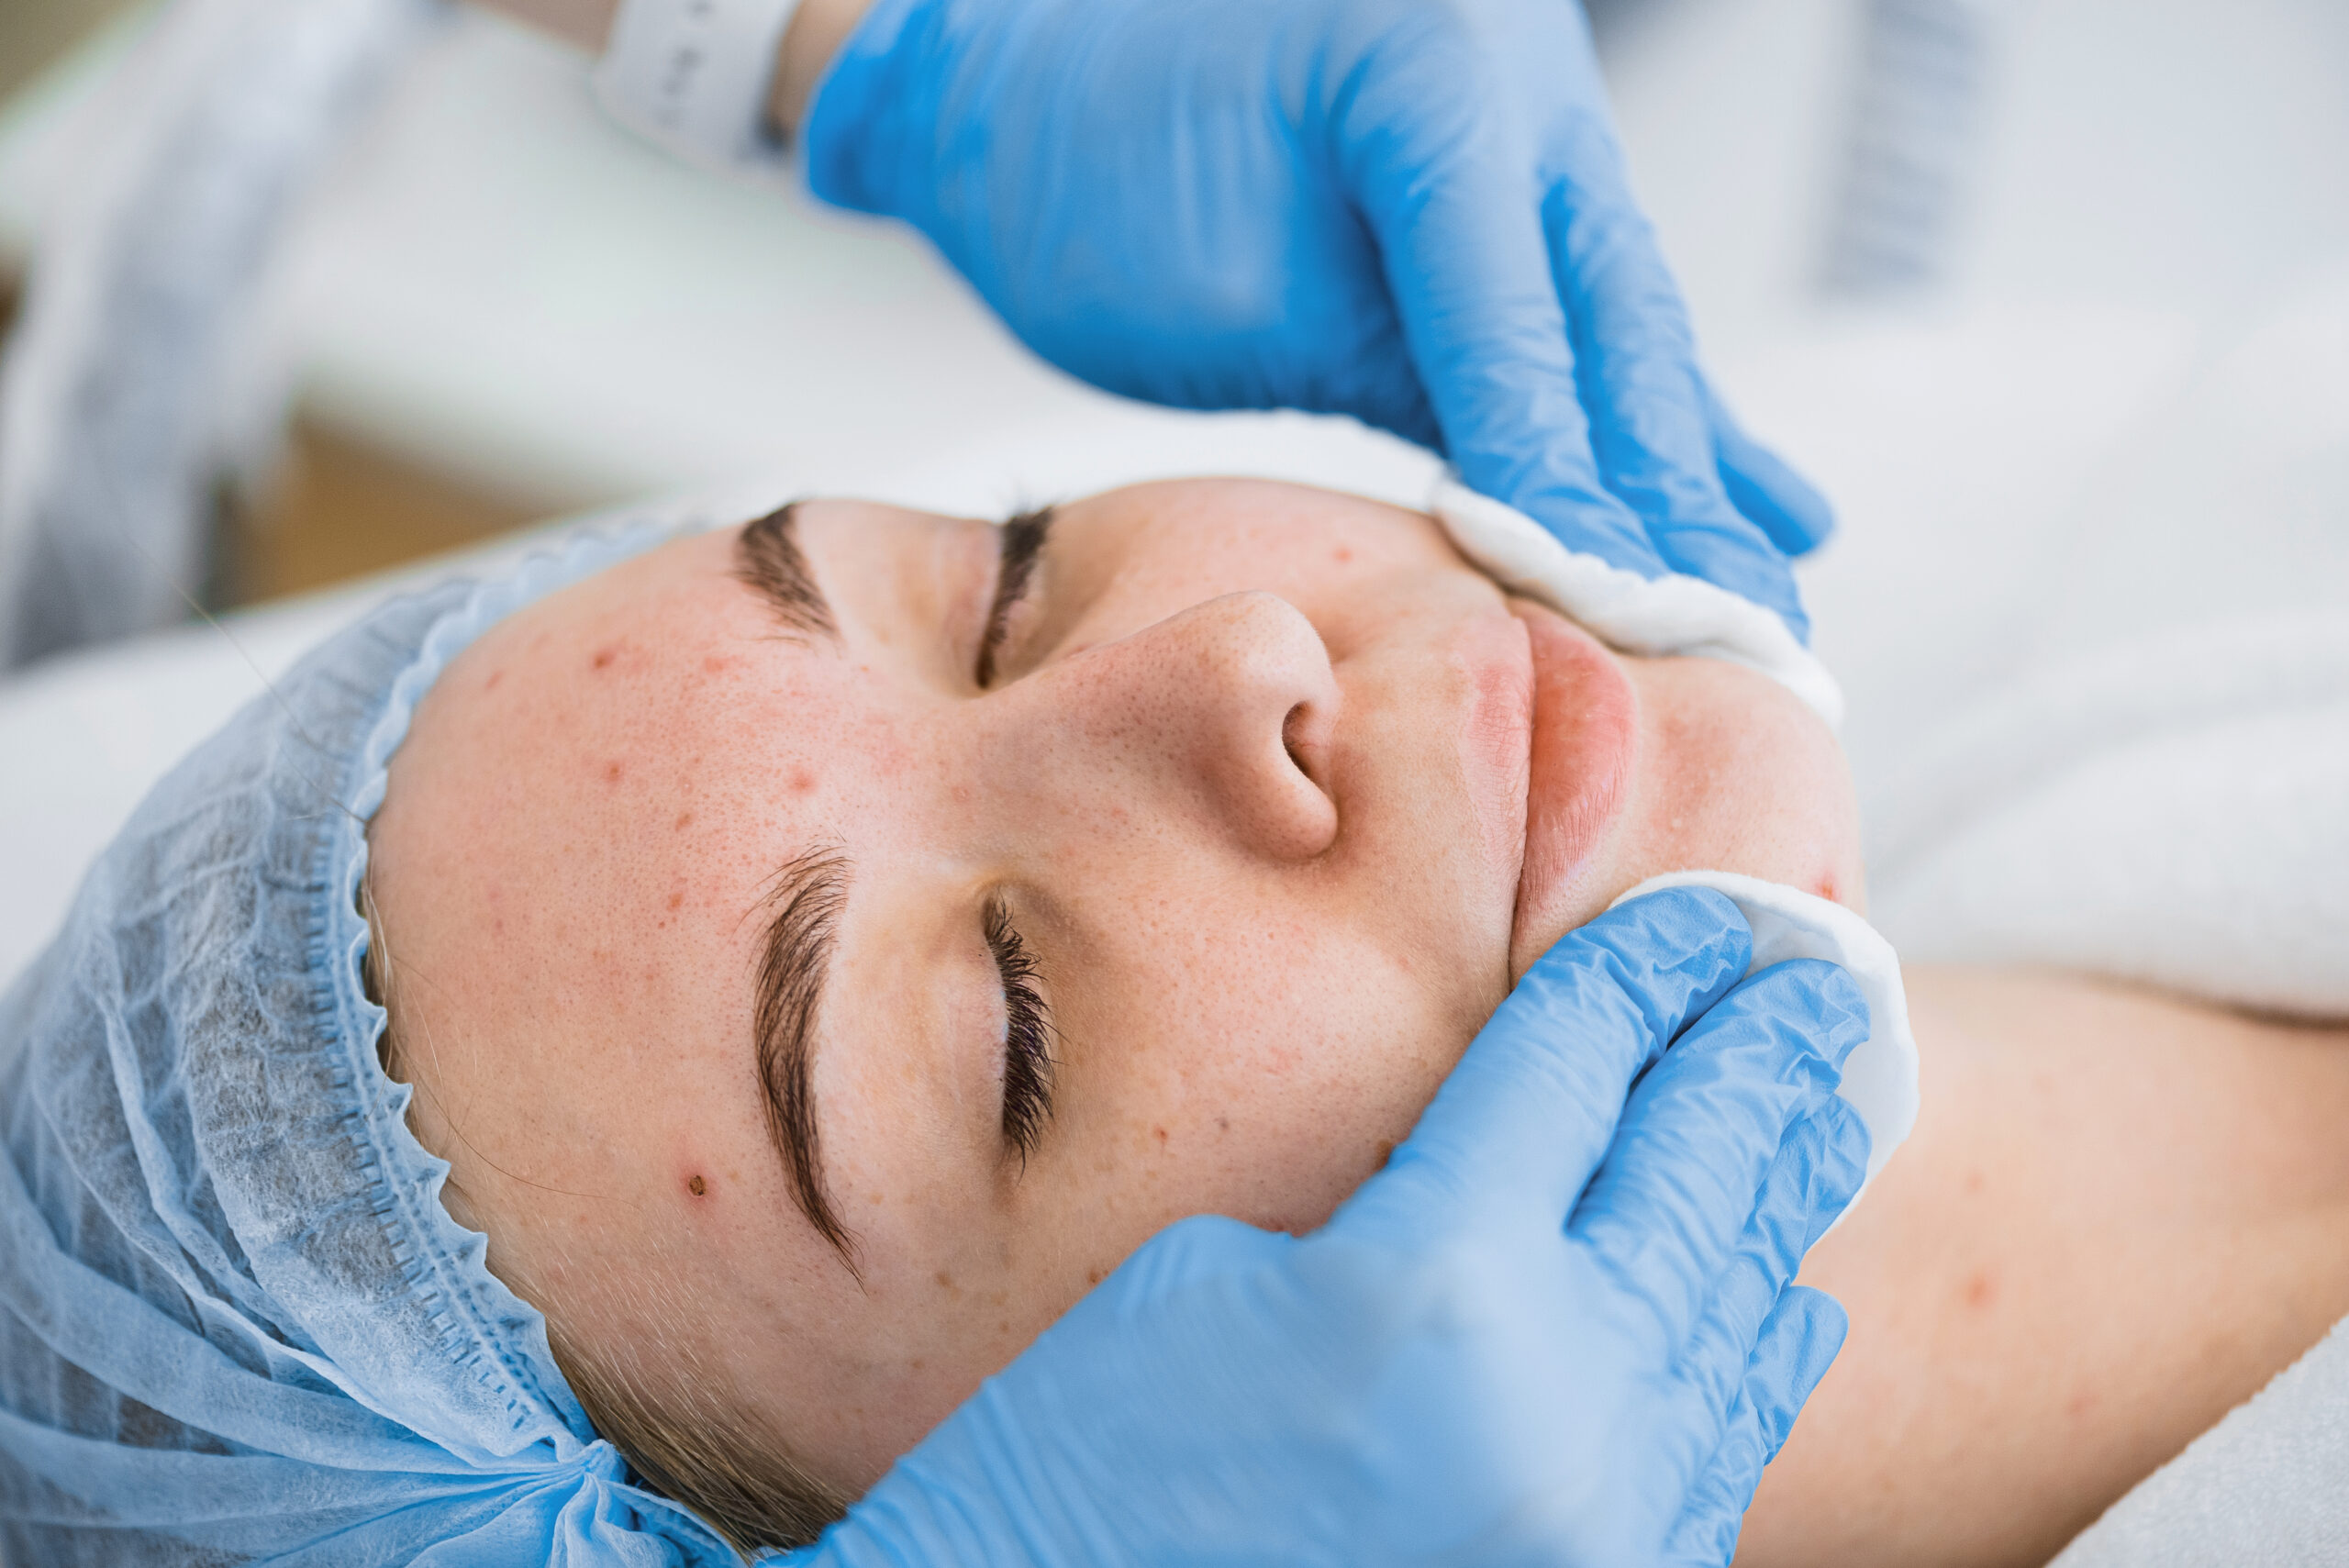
[366,478,1859,1492]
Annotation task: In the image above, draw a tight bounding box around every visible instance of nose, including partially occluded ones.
[1012,591,1341,862]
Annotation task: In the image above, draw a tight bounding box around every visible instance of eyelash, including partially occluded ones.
[983,895,1057,1162]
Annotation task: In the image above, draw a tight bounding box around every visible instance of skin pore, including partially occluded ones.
[365,476,2349,1563]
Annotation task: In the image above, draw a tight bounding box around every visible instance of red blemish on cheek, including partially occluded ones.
[674,810,694,831]
[604,762,624,784]
[1963,1167,1986,1195]
[1962,1268,1997,1310]
[667,889,685,911]
[592,645,618,672]
[1152,1127,1168,1146]
[1085,1266,1107,1287]
[1331,545,1354,565]
[687,1174,707,1197]
[790,770,816,795]
[484,670,504,692]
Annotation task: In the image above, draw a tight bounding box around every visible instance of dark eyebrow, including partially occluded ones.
[734,502,839,641]
[976,506,1055,687]
[751,846,858,1272]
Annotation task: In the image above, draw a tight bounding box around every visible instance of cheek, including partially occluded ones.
[1623,660,1865,907]
[1070,930,1472,1242]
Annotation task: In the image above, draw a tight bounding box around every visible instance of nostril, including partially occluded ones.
[1282,702,1324,787]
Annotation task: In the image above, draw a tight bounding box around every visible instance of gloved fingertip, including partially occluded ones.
[1821,973,1873,1069]
[1753,1285,1849,1451]
[1702,376,1838,557]
[1770,958,1872,1069]
[1782,1284,1850,1396]
[1720,441,1837,558]
[1800,1095,1872,1249]
[1766,1103,1869,1258]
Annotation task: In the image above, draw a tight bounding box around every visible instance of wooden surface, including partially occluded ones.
[0,0,128,102]
[223,417,546,604]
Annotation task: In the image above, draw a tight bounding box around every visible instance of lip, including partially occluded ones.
[1508,600,1637,980]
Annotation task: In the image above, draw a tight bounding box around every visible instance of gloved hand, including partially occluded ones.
[775,886,1871,1567]
[802,0,1832,638]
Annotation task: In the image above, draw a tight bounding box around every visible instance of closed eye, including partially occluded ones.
[976,507,1054,688]
[983,895,1057,1164]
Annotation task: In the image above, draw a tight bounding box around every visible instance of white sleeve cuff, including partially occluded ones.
[590,0,807,181]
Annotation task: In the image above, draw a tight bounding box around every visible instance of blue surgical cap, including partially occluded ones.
[0,524,751,1564]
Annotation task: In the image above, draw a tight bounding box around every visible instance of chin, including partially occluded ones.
[1618,653,1865,909]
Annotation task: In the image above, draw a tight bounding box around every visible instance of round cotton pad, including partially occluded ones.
[1611,870,1920,1220]
[1430,478,1846,728]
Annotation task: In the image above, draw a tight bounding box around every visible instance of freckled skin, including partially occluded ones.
[368,479,1862,1498]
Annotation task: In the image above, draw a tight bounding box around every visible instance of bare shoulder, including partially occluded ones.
[1736,966,2349,1568]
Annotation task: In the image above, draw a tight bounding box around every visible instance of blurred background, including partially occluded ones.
[3,0,2343,617]
[1,0,2346,982]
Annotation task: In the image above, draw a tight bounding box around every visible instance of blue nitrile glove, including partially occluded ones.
[774,887,1870,1567]
[803,0,1833,639]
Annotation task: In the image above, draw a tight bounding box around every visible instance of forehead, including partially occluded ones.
[383,531,866,1021]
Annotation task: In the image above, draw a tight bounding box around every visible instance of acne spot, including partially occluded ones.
[674,810,695,832]
[1086,1266,1107,1286]
[2065,1389,2097,1421]
[703,654,735,675]
[934,1270,960,1297]
[592,645,618,672]
[1963,1167,1986,1196]
[1331,545,1354,565]
[790,770,816,795]
[667,889,685,911]
[484,670,504,691]
[687,1174,707,1196]
[604,761,624,784]
[1215,1117,1230,1135]
[1152,1126,1168,1145]
[1962,1268,1997,1310]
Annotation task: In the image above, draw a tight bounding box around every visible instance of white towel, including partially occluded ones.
[1864,609,2349,1562]
[1869,613,2349,1019]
